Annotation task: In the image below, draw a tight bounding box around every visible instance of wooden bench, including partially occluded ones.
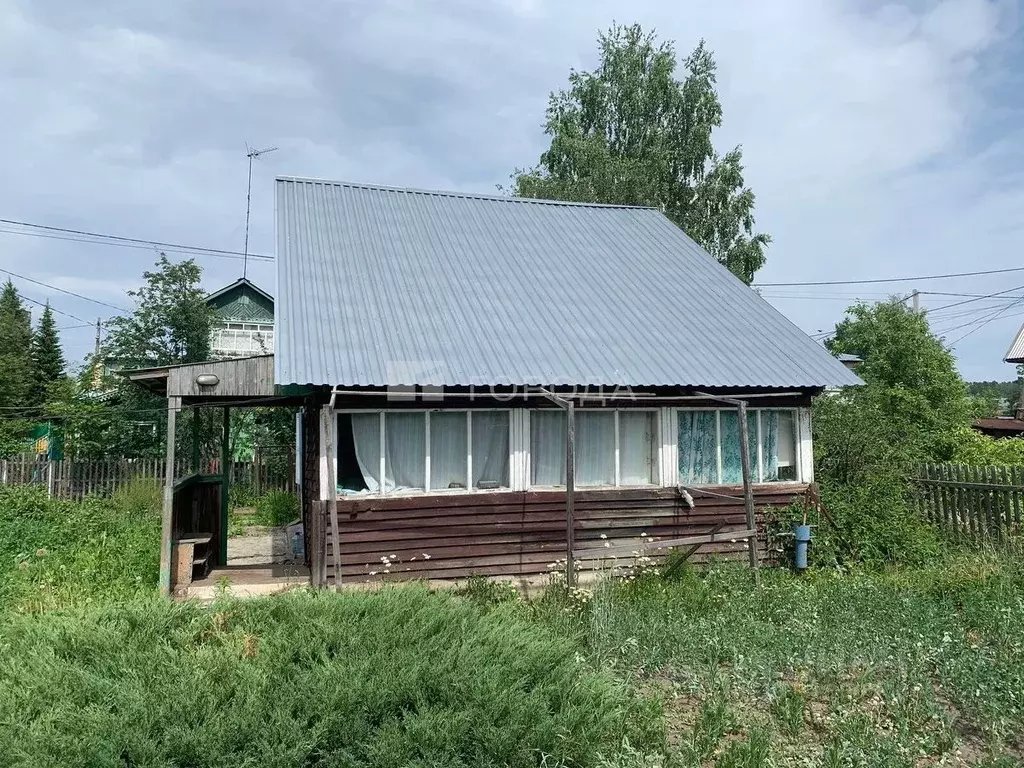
[171,534,213,588]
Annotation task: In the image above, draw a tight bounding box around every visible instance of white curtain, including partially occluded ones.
[576,411,614,486]
[620,411,657,485]
[531,410,565,485]
[471,412,510,488]
[384,412,425,491]
[431,412,467,490]
[350,413,381,492]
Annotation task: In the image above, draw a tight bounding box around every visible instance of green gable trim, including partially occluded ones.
[207,282,274,324]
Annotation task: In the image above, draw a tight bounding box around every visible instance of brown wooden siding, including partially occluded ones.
[312,484,806,584]
[301,401,321,574]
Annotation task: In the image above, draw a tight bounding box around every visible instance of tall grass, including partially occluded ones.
[0,588,657,767]
[0,484,159,611]
[523,558,1024,766]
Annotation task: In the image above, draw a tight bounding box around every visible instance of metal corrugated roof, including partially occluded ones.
[1005,324,1024,363]
[274,178,862,389]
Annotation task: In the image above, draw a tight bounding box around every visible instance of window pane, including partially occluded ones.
[472,412,510,489]
[719,411,758,485]
[344,413,381,492]
[761,410,798,481]
[385,413,425,491]
[430,412,467,490]
[531,410,565,486]
[620,411,658,485]
[576,411,615,486]
[678,411,718,484]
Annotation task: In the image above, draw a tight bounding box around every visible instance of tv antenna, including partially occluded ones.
[243,144,278,279]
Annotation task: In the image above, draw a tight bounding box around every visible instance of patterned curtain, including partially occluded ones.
[678,411,718,484]
[719,411,758,485]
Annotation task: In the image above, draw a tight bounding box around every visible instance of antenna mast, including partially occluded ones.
[243,144,278,279]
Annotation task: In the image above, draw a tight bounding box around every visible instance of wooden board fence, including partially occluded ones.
[0,456,295,501]
[915,464,1023,540]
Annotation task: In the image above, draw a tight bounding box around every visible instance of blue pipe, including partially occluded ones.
[794,524,812,570]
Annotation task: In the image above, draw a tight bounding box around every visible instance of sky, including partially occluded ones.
[1,0,1023,380]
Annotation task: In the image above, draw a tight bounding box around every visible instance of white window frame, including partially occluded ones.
[323,409,514,499]
[527,408,661,490]
[675,407,811,485]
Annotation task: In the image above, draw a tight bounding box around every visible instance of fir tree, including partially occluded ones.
[31,302,65,404]
[0,280,34,409]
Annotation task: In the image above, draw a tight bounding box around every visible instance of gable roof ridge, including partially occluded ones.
[275,176,659,211]
[205,277,275,304]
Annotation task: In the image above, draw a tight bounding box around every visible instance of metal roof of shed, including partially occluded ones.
[274,177,862,389]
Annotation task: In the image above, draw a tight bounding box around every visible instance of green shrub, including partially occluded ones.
[253,491,299,527]
[950,426,1024,465]
[0,486,159,611]
[0,589,646,767]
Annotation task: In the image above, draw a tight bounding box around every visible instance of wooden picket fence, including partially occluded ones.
[0,455,295,501]
[915,464,1024,540]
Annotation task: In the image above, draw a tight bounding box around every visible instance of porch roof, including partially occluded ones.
[123,354,297,404]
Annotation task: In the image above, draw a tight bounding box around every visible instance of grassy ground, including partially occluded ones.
[0,482,159,611]
[497,556,1024,767]
[2,485,1022,766]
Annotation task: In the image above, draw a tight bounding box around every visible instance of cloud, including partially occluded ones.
[0,0,1021,380]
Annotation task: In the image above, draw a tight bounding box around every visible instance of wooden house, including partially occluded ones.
[206,278,275,358]
[133,178,860,594]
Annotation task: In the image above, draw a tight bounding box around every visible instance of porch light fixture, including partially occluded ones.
[195,373,220,387]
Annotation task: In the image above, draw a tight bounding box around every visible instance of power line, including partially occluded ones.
[0,218,274,262]
[938,297,1024,344]
[754,265,1024,287]
[18,293,91,324]
[921,284,1024,315]
[0,267,130,312]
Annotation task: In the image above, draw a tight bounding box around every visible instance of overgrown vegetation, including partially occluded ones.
[815,299,1019,565]
[0,588,654,768]
[0,481,159,611]
[253,490,300,527]
[515,559,1024,767]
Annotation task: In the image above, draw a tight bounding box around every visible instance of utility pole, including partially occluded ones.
[911,289,920,314]
[94,317,102,359]
[243,144,279,280]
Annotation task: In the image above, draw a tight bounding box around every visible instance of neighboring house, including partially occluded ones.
[131,178,861,592]
[206,278,275,358]
[837,353,862,371]
[981,326,1024,436]
[972,417,1024,439]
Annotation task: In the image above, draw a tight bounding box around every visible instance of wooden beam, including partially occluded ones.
[737,402,760,584]
[159,396,181,597]
[321,405,342,590]
[220,407,230,566]
[565,401,576,588]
